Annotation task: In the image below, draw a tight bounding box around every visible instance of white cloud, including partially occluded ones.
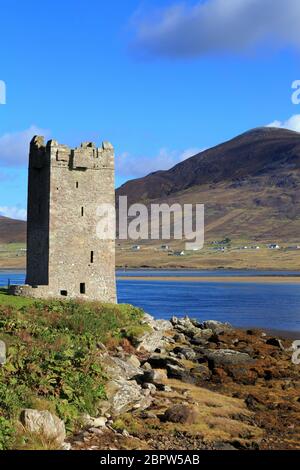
[0,206,27,221]
[116,147,202,179]
[132,0,300,58]
[267,114,300,133]
[0,125,50,167]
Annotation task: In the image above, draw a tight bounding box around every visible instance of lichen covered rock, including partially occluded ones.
[20,409,66,445]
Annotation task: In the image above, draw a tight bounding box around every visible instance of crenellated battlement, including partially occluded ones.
[29,136,114,170]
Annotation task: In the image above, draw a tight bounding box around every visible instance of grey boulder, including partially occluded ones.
[0,340,6,365]
[20,409,66,445]
[101,354,144,381]
[200,320,233,335]
[105,379,152,415]
[203,349,254,368]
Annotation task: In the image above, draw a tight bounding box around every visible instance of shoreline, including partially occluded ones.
[118,275,300,283]
[1,265,300,274]
[262,327,300,340]
[117,267,300,273]
[2,262,300,273]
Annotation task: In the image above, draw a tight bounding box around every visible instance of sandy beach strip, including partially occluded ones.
[117,275,300,284]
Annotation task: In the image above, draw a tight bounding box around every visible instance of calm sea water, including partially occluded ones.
[1,270,300,333]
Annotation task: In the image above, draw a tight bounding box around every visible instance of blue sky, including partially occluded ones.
[0,0,300,220]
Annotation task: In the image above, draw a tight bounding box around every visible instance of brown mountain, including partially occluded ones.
[0,216,26,244]
[2,127,300,248]
[117,127,300,243]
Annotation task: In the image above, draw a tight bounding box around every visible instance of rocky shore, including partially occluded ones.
[61,314,299,451]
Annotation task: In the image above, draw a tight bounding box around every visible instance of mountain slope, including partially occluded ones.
[116,127,300,244]
[117,127,300,205]
[0,216,26,244]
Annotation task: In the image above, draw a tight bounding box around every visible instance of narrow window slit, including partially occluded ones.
[80,283,86,294]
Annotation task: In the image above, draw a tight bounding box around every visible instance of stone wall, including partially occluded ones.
[24,136,116,302]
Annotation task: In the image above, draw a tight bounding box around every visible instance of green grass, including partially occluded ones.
[0,243,26,253]
[0,297,146,449]
[0,289,34,308]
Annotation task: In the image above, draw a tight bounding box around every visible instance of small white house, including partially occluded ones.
[161,245,169,251]
[131,245,141,252]
[174,251,185,256]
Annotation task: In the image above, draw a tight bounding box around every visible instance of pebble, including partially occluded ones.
[92,417,107,428]
[73,440,83,446]
[142,383,157,392]
[89,428,104,436]
[61,442,71,451]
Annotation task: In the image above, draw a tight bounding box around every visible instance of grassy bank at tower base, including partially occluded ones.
[0,295,146,450]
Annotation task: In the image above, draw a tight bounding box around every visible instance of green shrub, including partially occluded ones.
[0,417,15,450]
[0,298,147,446]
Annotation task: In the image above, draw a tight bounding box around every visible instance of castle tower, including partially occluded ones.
[22,136,116,302]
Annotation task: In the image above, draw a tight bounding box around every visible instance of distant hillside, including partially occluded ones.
[117,127,300,203]
[2,127,300,250]
[117,127,300,243]
[0,216,26,244]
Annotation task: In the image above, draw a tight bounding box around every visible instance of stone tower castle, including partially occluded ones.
[13,136,116,302]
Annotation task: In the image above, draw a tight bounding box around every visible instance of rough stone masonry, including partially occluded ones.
[10,136,116,302]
